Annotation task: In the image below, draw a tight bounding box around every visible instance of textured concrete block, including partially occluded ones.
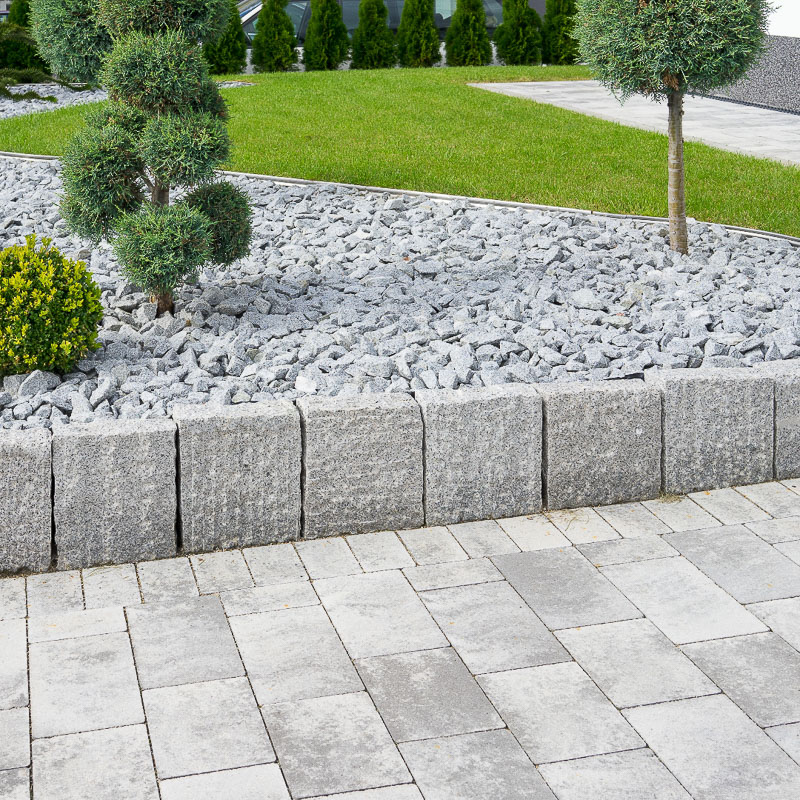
[0,428,51,573]
[53,420,177,569]
[538,380,661,509]
[298,395,423,537]
[415,386,542,525]
[753,361,800,480]
[647,368,773,493]
[173,402,301,552]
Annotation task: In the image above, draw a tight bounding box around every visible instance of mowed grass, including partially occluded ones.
[1,65,798,235]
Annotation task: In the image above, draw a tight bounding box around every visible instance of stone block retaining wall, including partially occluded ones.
[3,363,800,574]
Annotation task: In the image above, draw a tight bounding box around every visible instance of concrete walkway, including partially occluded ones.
[472,80,800,166]
[4,481,800,799]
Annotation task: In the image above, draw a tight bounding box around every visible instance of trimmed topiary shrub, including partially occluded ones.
[0,236,103,377]
[445,0,491,67]
[0,0,49,71]
[396,0,440,67]
[203,0,248,75]
[351,0,395,70]
[250,0,298,72]
[303,0,349,71]
[494,0,542,66]
[542,0,577,65]
[182,181,252,264]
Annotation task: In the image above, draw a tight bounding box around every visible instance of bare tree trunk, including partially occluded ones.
[150,180,173,314]
[667,91,688,255]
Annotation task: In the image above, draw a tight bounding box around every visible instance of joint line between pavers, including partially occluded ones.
[414,393,429,526]
[541,399,550,511]
[174,425,183,555]
[297,401,308,540]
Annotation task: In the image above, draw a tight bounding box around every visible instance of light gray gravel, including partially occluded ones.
[0,84,107,120]
[1,156,799,430]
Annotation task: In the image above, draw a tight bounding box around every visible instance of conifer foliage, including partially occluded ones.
[351,0,395,69]
[543,0,577,65]
[494,0,541,66]
[445,0,491,66]
[203,0,248,75]
[251,0,298,72]
[303,0,350,71]
[396,0,440,67]
[1,0,48,71]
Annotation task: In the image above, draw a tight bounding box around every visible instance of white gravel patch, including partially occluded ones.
[0,83,107,121]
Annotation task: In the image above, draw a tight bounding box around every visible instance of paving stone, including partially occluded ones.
[496,514,571,549]
[298,395,423,537]
[624,695,800,800]
[766,722,800,764]
[295,538,362,579]
[127,595,244,690]
[262,692,411,799]
[220,580,318,616]
[229,605,362,705]
[0,619,27,709]
[173,401,301,552]
[0,768,28,800]
[307,788,422,800]
[665,525,800,603]
[416,385,543,525]
[682,632,800,727]
[749,597,800,650]
[402,557,503,591]
[243,543,309,585]
[578,535,678,567]
[160,764,291,800]
[642,496,721,532]
[0,707,29,770]
[28,606,126,643]
[29,631,143,738]
[315,571,446,658]
[143,677,274,780]
[396,526,468,564]
[32,725,159,800]
[737,482,800,518]
[776,539,800,566]
[346,531,414,572]
[539,380,661,509]
[478,662,643,764]
[26,571,83,617]
[555,619,718,708]
[688,488,770,524]
[398,729,555,800]
[545,507,619,544]
[746,516,800,545]
[0,577,26,620]
[136,558,198,603]
[355,647,503,742]
[190,550,254,593]
[492,548,640,630]
[420,581,568,673]
[594,502,672,537]
[602,557,767,644]
[82,564,141,608]
[447,520,519,557]
[538,749,691,800]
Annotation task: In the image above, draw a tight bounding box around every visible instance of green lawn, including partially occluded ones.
[1,65,798,236]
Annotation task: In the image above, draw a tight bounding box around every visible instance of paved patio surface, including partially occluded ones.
[472,80,800,166]
[4,482,800,799]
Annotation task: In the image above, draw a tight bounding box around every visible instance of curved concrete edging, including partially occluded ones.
[3,362,800,575]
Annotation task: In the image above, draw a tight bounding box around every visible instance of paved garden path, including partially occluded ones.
[4,481,800,799]
[472,80,800,166]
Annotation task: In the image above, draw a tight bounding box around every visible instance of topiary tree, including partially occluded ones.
[576,0,770,254]
[351,0,396,70]
[396,0,440,67]
[251,0,298,72]
[445,0,491,66]
[494,0,541,66]
[302,0,349,71]
[32,0,253,313]
[203,0,247,75]
[543,0,577,65]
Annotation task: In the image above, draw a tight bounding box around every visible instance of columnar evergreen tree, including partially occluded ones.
[396,0,440,67]
[445,0,491,66]
[576,0,769,254]
[543,0,577,65]
[493,0,541,65]
[302,0,349,71]
[32,0,253,313]
[351,0,395,69]
[0,0,48,71]
[203,0,248,75]
[251,0,298,72]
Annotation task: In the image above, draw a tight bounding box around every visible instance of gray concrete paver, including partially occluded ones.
[396,526,468,564]
[0,707,29,770]
[346,531,415,572]
[446,519,520,557]
[136,557,198,603]
[0,768,28,800]
[0,577,26,621]
[26,571,83,617]
[82,564,141,608]
[294,538,362,579]
[190,550,254,594]
[243,543,309,585]
[159,764,290,800]
[402,557,503,591]
[0,619,27,709]
[746,516,800,544]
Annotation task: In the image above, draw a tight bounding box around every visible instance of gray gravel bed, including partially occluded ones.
[1,156,799,430]
[0,84,107,120]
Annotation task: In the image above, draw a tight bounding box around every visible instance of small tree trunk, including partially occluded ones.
[152,291,173,315]
[667,91,688,255]
[150,180,172,313]
[151,182,170,207]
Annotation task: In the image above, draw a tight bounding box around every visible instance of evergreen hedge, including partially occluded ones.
[396,0,440,67]
[494,0,542,66]
[543,0,577,65]
[445,0,491,67]
[251,0,298,72]
[0,0,48,72]
[203,0,248,75]
[303,0,349,71]
[351,0,395,69]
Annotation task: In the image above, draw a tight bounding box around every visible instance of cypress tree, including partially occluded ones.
[302,0,349,71]
[445,0,491,66]
[494,0,541,65]
[0,0,48,72]
[251,0,298,72]
[8,0,32,26]
[351,0,395,69]
[203,0,248,75]
[543,0,578,65]
[396,0,440,67]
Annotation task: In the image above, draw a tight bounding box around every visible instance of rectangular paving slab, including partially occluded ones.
[295,538,362,579]
[346,531,415,572]
[26,571,83,617]
[0,576,26,621]
[496,514,570,550]
[746,516,800,544]
[0,767,28,800]
[736,482,800,518]
[243,543,308,585]
[0,707,29,770]
[190,550,254,594]
[545,507,619,544]
[402,557,503,592]
[82,564,141,609]
[642,497,720,532]
[577,536,678,567]
[447,520,520,557]
[396,526,468,564]
[688,488,769,525]
[749,596,800,650]
[0,619,27,709]
[28,606,127,643]
[136,557,198,603]
[159,764,290,800]
[220,580,319,617]
[594,502,672,538]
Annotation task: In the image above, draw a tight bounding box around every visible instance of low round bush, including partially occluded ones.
[182,181,252,265]
[0,236,103,377]
[98,0,230,41]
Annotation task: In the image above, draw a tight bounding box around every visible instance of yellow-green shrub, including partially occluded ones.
[0,236,103,377]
